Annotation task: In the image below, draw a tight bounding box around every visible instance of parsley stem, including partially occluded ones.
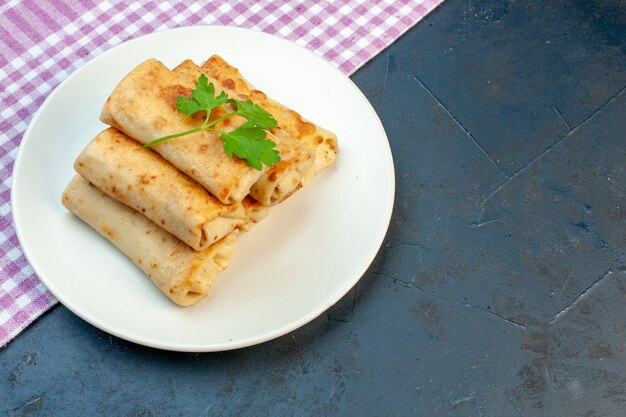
[143,126,204,147]
[205,111,239,128]
[141,76,280,169]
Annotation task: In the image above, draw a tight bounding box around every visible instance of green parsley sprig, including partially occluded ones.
[144,74,280,170]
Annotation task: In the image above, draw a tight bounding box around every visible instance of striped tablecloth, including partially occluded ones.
[0,0,443,347]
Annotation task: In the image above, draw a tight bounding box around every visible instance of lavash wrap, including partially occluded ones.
[75,128,246,251]
[62,175,238,306]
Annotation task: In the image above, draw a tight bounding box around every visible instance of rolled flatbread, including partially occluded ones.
[100,59,263,204]
[172,60,313,206]
[201,54,338,184]
[75,128,246,250]
[62,175,238,306]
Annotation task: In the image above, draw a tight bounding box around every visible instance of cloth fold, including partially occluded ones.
[0,0,443,347]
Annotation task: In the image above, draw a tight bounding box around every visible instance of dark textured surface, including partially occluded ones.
[2,0,626,415]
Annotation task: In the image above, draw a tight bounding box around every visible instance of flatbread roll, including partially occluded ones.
[201,54,338,184]
[75,128,246,250]
[62,175,238,307]
[172,60,313,206]
[100,59,263,204]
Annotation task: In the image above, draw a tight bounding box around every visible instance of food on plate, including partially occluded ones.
[100,59,266,204]
[62,54,338,306]
[62,175,238,306]
[172,60,314,206]
[74,128,247,250]
[201,54,338,184]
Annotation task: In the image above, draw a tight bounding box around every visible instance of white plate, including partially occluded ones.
[12,26,394,352]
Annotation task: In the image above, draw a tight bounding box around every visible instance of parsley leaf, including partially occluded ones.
[229,99,278,129]
[221,123,280,170]
[176,96,203,116]
[145,75,280,170]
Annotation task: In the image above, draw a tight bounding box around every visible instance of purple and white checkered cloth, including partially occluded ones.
[0,0,443,347]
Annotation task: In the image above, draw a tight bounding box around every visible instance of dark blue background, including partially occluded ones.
[2,0,626,415]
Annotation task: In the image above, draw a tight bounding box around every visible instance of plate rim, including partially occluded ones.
[11,25,395,352]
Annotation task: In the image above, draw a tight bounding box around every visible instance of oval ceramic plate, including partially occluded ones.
[12,26,394,352]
